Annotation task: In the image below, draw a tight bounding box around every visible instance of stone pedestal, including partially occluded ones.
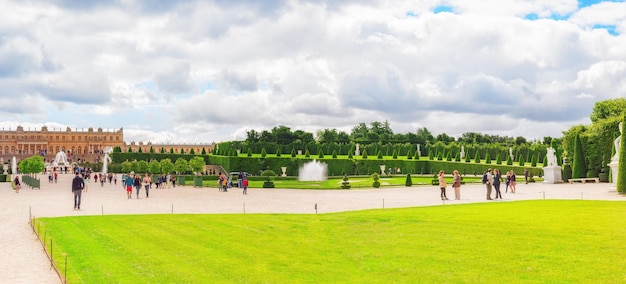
[608,161,618,191]
[543,166,562,184]
[281,167,287,177]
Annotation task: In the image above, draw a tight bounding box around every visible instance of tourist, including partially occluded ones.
[83,173,90,192]
[143,173,151,198]
[72,172,85,210]
[493,169,502,200]
[222,176,228,192]
[485,168,493,200]
[452,170,461,200]
[124,172,134,199]
[133,173,142,198]
[100,173,105,187]
[524,169,529,184]
[114,174,117,185]
[238,171,244,188]
[171,175,176,188]
[438,170,448,200]
[509,170,517,193]
[14,175,20,193]
[121,173,127,189]
[242,176,248,195]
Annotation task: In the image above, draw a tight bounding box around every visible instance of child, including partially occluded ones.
[242,177,248,195]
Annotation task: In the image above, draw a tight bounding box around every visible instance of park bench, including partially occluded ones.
[568,177,600,184]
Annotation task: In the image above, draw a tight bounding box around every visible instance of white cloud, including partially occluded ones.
[0,0,624,144]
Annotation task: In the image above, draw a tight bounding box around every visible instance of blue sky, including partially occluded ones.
[0,0,625,144]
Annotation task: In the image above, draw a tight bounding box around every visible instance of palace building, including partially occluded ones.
[0,126,214,163]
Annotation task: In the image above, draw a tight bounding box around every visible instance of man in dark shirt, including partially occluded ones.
[72,172,85,210]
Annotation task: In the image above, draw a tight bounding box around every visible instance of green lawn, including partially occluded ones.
[37,200,626,283]
[203,175,490,189]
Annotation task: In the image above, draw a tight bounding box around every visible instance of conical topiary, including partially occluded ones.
[572,134,587,178]
[616,118,626,194]
[405,173,413,186]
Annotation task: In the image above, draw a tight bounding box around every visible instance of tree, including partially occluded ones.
[485,153,491,164]
[474,151,481,163]
[137,160,149,173]
[149,146,154,153]
[189,156,206,175]
[261,148,267,158]
[590,97,626,123]
[318,149,324,158]
[276,148,282,157]
[148,160,161,174]
[160,158,174,174]
[572,134,587,178]
[174,158,189,174]
[121,161,133,173]
[247,148,253,157]
[189,148,195,155]
[18,156,44,174]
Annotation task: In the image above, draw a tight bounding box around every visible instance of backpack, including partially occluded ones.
[482,173,488,184]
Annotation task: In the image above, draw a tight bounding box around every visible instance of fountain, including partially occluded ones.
[11,156,17,174]
[102,147,113,174]
[53,151,69,167]
[298,160,328,181]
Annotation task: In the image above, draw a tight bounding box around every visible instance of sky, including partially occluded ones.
[0,0,625,144]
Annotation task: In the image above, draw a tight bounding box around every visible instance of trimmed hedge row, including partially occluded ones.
[111,153,542,178]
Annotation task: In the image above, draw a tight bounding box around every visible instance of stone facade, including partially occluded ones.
[0,126,214,163]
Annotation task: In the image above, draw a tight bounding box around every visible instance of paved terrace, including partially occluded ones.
[1,174,624,283]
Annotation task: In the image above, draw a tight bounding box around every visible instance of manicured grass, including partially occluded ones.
[37,200,626,283]
[203,175,491,189]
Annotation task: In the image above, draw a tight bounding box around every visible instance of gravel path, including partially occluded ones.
[1,174,624,283]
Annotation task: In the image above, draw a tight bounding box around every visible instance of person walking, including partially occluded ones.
[493,169,503,199]
[524,169,529,184]
[452,170,461,200]
[510,170,517,193]
[438,170,449,200]
[242,177,248,195]
[14,175,21,193]
[133,173,142,199]
[143,173,152,198]
[485,169,493,200]
[72,172,85,210]
[124,172,134,199]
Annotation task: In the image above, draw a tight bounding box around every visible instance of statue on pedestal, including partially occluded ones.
[612,122,622,162]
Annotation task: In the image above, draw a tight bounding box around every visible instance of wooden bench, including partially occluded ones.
[568,178,600,184]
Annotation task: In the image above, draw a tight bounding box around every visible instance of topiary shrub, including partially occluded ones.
[340,175,351,189]
[372,172,380,188]
[262,176,275,188]
[261,148,267,158]
[405,174,412,186]
[261,170,277,177]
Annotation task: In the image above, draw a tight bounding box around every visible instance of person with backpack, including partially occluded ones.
[484,168,493,200]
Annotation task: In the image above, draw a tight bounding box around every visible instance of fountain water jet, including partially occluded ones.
[298,160,328,181]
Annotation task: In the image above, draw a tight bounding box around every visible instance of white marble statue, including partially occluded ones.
[546,147,557,167]
[613,122,622,162]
